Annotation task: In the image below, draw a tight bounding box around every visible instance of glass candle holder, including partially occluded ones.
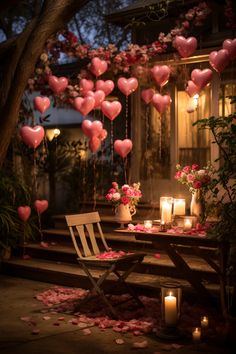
[183,217,192,231]
[144,220,153,229]
[173,198,186,216]
[160,197,173,224]
[192,327,201,343]
[201,316,209,328]
[161,281,182,328]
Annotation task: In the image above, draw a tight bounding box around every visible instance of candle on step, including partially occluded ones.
[192,327,201,343]
[173,198,186,216]
[201,316,209,328]
[164,292,177,326]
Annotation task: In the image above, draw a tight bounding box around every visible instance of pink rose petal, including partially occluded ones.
[82,328,92,335]
[115,338,124,345]
[161,344,172,351]
[20,316,32,322]
[22,254,32,260]
[132,340,148,348]
[172,343,183,349]
[40,241,49,248]
[43,316,51,320]
[31,328,40,335]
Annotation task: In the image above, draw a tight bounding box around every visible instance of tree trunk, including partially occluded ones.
[0,0,88,166]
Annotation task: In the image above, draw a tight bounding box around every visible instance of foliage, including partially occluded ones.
[193,96,236,253]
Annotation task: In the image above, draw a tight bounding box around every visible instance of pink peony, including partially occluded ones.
[105,193,112,201]
[193,180,202,189]
[182,165,191,174]
[191,164,199,171]
[174,171,182,179]
[112,182,118,189]
[121,196,129,205]
[112,192,121,201]
[187,174,195,182]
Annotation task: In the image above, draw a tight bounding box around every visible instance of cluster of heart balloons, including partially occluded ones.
[82,120,107,153]
[209,38,236,73]
[17,200,49,222]
[20,125,45,149]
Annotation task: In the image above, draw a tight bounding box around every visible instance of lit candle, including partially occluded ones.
[192,327,201,343]
[173,198,186,216]
[161,201,172,224]
[201,316,209,328]
[164,292,177,326]
[144,220,153,229]
[183,218,192,231]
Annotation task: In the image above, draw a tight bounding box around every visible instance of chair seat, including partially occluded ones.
[78,252,146,266]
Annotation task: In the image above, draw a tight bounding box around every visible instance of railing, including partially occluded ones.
[179,147,210,166]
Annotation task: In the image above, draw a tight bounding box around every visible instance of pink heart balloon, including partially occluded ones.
[89,57,108,77]
[34,96,50,114]
[48,75,68,94]
[101,101,122,121]
[74,96,95,116]
[152,94,171,114]
[185,80,201,97]
[191,69,213,90]
[95,80,114,96]
[223,38,236,60]
[175,36,198,58]
[79,79,94,96]
[34,200,48,214]
[114,139,133,158]
[117,77,138,96]
[20,125,45,149]
[98,128,107,141]
[150,65,171,87]
[86,90,105,108]
[18,206,31,222]
[141,88,155,104]
[89,136,101,153]
[81,120,103,138]
[209,49,230,73]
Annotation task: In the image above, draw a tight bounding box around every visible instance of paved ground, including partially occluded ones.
[0,274,235,354]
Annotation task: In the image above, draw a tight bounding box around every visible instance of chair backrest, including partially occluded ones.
[65,212,109,259]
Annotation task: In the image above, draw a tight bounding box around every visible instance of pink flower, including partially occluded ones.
[105,193,112,201]
[121,196,129,205]
[201,175,211,184]
[191,164,199,171]
[182,165,191,174]
[112,182,118,189]
[112,192,121,201]
[187,174,195,182]
[193,180,202,189]
[108,188,116,193]
[175,171,182,179]
[121,184,129,192]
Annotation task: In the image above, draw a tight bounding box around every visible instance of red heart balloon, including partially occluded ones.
[81,120,103,138]
[150,65,170,87]
[191,69,213,90]
[141,88,155,104]
[34,200,48,214]
[175,36,197,58]
[79,79,94,96]
[18,206,31,222]
[152,94,171,114]
[20,125,45,149]
[117,77,138,96]
[48,75,68,94]
[86,90,105,108]
[89,57,108,77]
[101,101,122,121]
[89,136,101,153]
[98,128,107,141]
[34,96,50,114]
[114,139,133,158]
[223,38,236,60]
[185,80,201,97]
[73,96,95,116]
[95,80,114,96]
[209,49,230,73]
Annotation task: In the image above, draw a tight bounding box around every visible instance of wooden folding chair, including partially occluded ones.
[65,212,146,318]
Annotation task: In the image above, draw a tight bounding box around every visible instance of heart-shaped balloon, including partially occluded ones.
[20,125,45,149]
[141,88,155,104]
[117,77,138,96]
[89,136,101,153]
[79,79,94,96]
[114,139,133,158]
[150,65,170,87]
[152,94,171,114]
[18,206,31,222]
[34,96,50,114]
[86,90,105,108]
[101,101,122,121]
[223,38,236,60]
[34,200,48,214]
[95,80,114,96]
[209,49,230,73]
[81,120,103,138]
[74,96,95,116]
[89,57,108,77]
[48,75,68,94]
[98,128,107,141]
[191,69,213,90]
[185,80,201,97]
[175,36,198,58]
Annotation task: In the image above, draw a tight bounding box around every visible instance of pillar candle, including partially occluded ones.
[184,218,192,231]
[164,292,177,326]
[161,201,172,223]
[201,316,209,328]
[192,327,201,343]
[173,198,186,216]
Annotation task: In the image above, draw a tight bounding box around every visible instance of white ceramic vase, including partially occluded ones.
[190,190,205,222]
[115,204,136,226]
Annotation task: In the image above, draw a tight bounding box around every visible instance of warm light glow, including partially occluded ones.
[53,128,60,138]
[144,220,153,229]
[184,218,192,231]
[46,128,61,141]
[173,198,186,216]
[192,327,201,343]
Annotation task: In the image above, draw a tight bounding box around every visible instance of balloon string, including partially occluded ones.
[125,95,128,139]
[22,223,26,257]
[33,149,38,198]
[93,156,97,211]
[37,212,43,242]
[159,114,162,161]
[110,120,114,166]
[123,158,127,184]
[145,106,149,152]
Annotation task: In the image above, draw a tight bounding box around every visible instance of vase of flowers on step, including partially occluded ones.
[175,164,213,223]
[105,182,142,228]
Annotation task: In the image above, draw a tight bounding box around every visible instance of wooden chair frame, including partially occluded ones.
[65,212,146,317]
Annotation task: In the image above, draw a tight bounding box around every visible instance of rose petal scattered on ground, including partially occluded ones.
[71,319,78,325]
[82,328,92,335]
[154,253,161,259]
[43,316,51,320]
[132,340,148,348]
[31,328,40,335]
[78,323,89,329]
[22,254,32,260]
[20,316,31,322]
[172,343,183,349]
[58,316,65,321]
[40,241,49,248]
[115,338,124,345]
